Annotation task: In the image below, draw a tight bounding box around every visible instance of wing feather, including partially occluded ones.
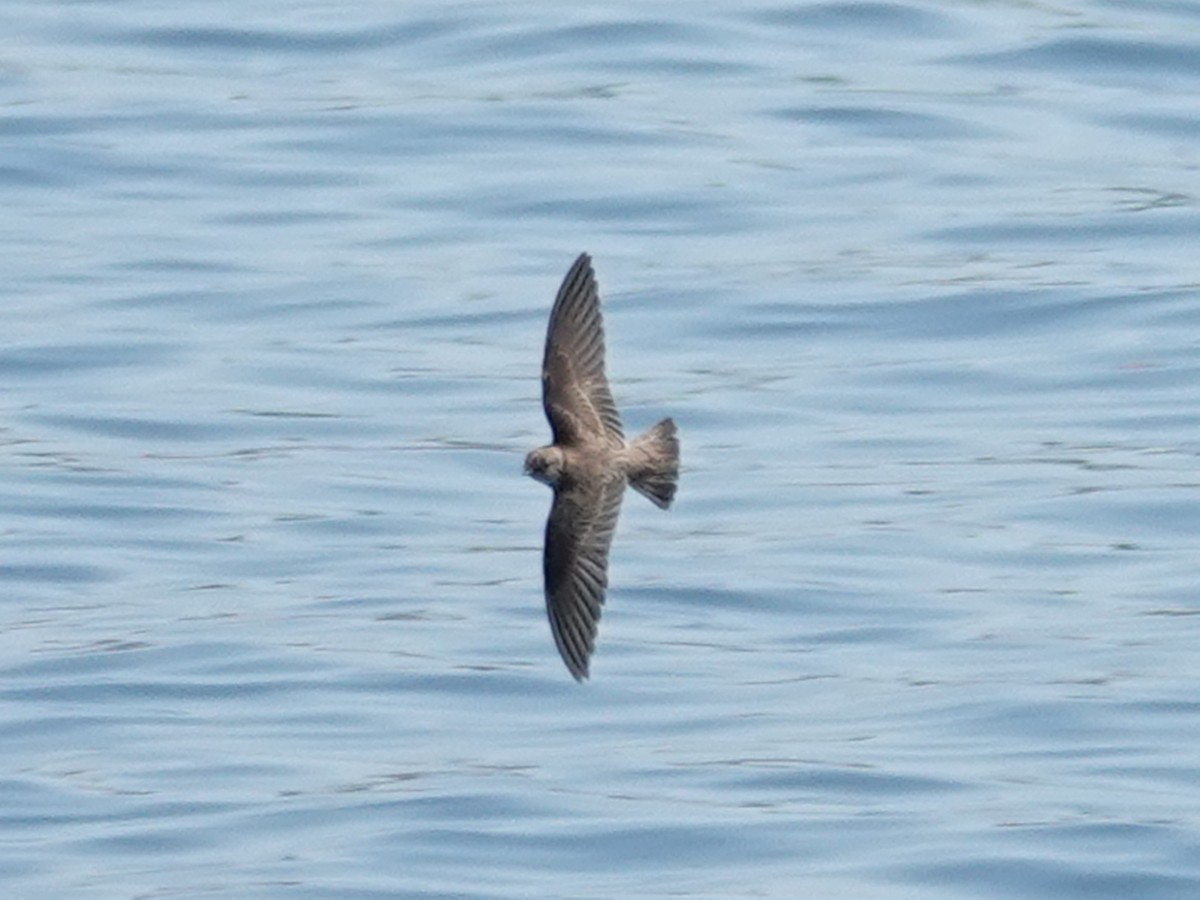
[543,474,625,680]
[541,254,624,446]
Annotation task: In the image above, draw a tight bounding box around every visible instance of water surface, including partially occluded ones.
[3,1,1200,897]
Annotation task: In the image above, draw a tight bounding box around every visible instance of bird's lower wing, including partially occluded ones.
[543,474,626,680]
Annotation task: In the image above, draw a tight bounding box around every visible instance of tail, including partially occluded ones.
[627,418,679,510]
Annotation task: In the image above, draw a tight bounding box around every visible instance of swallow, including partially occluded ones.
[525,253,679,680]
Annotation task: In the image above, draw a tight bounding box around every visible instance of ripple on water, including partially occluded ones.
[3,0,1200,897]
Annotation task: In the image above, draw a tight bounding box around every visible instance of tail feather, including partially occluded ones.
[627,418,679,509]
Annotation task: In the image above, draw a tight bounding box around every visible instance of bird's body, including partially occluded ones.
[525,253,679,681]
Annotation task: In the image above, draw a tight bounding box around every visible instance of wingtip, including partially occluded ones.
[552,253,597,312]
[565,642,592,681]
[562,653,590,682]
[568,252,593,285]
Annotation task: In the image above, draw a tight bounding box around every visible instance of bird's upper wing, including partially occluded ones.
[543,473,626,680]
[542,253,624,446]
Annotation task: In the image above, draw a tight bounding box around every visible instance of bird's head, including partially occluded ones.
[524,446,564,486]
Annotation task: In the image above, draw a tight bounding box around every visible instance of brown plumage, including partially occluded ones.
[524,253,680,680]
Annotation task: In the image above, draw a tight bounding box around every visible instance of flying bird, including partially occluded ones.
[525,253,679,680]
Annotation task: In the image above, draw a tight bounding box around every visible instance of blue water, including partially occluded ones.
[4,1,1200,896]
